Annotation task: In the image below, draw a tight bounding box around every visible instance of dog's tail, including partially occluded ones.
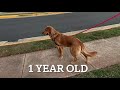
[81,45,97,59]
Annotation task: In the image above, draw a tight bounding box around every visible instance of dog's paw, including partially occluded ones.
[85,61,88,64]
[71,61,77,65]
[59,56,63,60]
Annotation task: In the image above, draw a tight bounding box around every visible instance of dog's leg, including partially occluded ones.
[70,46,80,64]
[81,52,88,64]
[58,46,64,59]
[56,45,64,59]
[71,56,78,65]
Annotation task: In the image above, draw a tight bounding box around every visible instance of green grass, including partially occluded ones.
[75,27,120,42]
[0,27,120,57]
[0,40,55,57]
[71,64,120,78]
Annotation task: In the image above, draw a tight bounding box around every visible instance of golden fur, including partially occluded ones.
[42,26,97,64]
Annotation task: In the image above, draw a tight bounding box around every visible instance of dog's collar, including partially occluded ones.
[50,33,58,40]
[54,41,61,46]
[51,34,61,46]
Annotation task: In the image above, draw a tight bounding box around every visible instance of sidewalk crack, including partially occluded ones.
[88,62,97,69]
[21,54,26,78]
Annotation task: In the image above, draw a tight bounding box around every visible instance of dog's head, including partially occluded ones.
[42,26,55,35]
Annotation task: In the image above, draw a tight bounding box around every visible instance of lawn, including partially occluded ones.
[70,63,120,78]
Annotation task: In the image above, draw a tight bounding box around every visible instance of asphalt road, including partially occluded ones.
[0,12,120,42]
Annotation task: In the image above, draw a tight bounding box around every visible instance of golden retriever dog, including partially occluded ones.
[42,26,97,64]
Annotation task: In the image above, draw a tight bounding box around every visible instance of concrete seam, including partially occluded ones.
[88,62,97,69]
[21,54,26,78]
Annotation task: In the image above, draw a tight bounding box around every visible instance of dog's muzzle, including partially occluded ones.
[42,31,49,35]
[42,31,44,34]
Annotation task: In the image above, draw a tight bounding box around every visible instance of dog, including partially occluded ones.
[42,26,97,64]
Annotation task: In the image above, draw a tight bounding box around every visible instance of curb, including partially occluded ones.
[0,23,120,47]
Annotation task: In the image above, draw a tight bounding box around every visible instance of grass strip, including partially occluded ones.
[70,63,120,78]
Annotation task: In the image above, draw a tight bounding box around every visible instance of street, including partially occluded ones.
[0,12,120,42]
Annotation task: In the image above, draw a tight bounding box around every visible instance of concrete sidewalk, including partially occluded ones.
[0,36,120,78]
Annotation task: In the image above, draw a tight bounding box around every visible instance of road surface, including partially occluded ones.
[0,12,120,42]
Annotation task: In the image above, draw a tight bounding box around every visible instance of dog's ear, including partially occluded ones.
[50,28,56,35]
[47,26,56,35]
